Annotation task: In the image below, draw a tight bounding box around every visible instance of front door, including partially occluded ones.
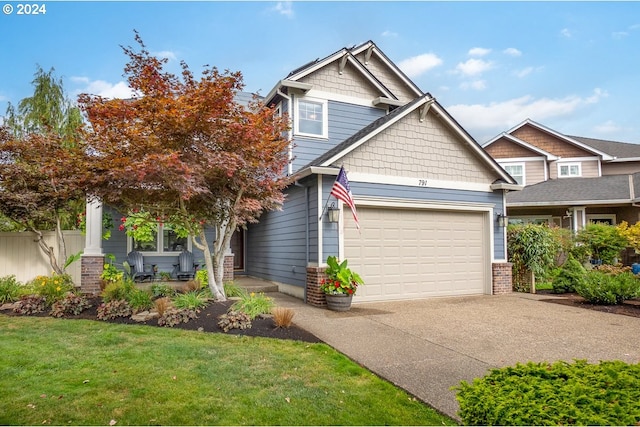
[230,229,244,270]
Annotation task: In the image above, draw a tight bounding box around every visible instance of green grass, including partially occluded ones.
[0,315,456,426]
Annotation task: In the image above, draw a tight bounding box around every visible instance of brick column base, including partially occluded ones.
[223,254,234,282]
[306,266,328,307]
[492,262,513,295]
[81,255,104,295]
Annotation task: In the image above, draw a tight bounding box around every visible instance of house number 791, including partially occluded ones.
[418,179,428,187]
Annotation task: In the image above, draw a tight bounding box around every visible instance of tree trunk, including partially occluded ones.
[30,226,63,275]
[191,228,226,301]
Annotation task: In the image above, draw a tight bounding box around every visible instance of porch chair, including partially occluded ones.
[173,249,197,281]
[126,250,154,282]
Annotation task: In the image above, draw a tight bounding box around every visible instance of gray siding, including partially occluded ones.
[246,182,312,287]
[292,99,386,171]
[321,175,340,258]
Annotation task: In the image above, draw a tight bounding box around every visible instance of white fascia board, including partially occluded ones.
[319,97,430,167]
[372,97,405,107]
[289,166,340,182]
[287,49,348,81]
[264,80,313,105]
[430,103,517,185]
[345,55,396,99]
[491,183,524,191]
[349,171,495,193]
[483,132,558,160]
[609,157,640,163]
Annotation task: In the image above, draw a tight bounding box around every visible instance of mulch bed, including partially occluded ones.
[0,297,323,343]
[539,291,640,318]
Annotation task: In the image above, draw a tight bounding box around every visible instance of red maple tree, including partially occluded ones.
[79,33,290,300]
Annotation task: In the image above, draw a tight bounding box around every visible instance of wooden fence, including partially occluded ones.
[0,231,86,285]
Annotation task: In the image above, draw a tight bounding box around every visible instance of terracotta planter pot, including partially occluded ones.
[324,293,353,312]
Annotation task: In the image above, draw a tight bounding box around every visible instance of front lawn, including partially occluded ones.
[0,315,455,425]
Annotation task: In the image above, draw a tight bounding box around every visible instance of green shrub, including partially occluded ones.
[0,275,23,303]
[552,255,586,294]
[575,270,640,304]
[126,288,154,312]
[13,295,47,315]
[231,292,274,319]
[101,280,134,303]
[576,223,628,265]
[172,291,209,311]
[101,262,124,284]
[455,360,640,425]
[29,274,75,305]
[150,283,176,298]
[224,281,247,298]
[195,269,208,287]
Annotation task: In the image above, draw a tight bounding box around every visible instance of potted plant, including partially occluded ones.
[320,256,364,311]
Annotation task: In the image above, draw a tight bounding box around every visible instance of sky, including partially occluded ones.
[1,1,640,144]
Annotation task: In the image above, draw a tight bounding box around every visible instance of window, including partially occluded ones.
[295,97,327,138]
[587,214,616,225]
[503,163,525,185]
[130,225,190,255]
[558,163,581,178]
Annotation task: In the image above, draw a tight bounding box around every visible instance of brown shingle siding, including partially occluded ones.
[512,125,592,157]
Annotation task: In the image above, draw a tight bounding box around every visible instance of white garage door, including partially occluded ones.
[344,207,488,302]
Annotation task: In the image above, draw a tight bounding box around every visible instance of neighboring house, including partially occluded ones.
[483,119,640,233]
[81,41,519,303]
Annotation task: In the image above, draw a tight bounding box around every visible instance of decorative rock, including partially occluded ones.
[0,303,17,311]
[131,310,160,322]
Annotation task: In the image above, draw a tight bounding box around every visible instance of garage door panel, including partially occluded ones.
[345,207,487,302]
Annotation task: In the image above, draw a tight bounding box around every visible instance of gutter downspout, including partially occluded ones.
[294,180,310,303]
[277,88,294,176]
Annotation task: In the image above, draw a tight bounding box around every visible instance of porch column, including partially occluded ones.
[81,199,104,294]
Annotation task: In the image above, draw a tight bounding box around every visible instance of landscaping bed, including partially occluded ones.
[540,291,640,318]
[0,296,323,343]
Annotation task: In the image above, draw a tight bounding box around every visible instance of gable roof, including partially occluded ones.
[298,93,517,186]
[569,135,640,162]
[497,118,614,161]
[507,174,635,206]
[482,132,559,161]
[264,41,422,105]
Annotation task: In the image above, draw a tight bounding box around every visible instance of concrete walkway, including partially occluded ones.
[236,277,640,420]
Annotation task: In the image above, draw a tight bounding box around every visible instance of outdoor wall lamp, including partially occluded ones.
[497,213,509,227]
[327,203,340,223]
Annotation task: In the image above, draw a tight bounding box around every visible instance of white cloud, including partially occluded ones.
[454,58,494,77]
[594,120,622,134]
[447,89,607,142]
[514,67,534,78]
[154,50,177,61]
[272,1,294,18]
[612,31,629,40]
[381,30,398,38]
[468,47,491,57]
[561,28,572,38]
[71,77,137,99]
[460,80,487,91]
[398,53,443,78]
[503,48,522,57]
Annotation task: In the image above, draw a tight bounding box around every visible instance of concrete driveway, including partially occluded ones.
[270,291,640,420]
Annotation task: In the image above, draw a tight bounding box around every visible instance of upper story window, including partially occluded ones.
[558,163,581,178]
[294,97,327,138]
[502,163,525,186]
[130,225,191,255]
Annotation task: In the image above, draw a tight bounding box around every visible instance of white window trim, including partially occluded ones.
[501,162,526,186]
[294,96,328,139]
[126,225,192,256]
[558,162,582,178]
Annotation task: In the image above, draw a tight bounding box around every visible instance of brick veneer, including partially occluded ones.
[306,266,328,307]
[223,254,234,282]
[81,255,104,295]
[492,262,513,294]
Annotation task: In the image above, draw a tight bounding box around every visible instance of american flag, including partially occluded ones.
[331,166,360,230]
